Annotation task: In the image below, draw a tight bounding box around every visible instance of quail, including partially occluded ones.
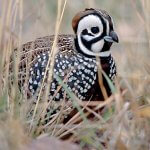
[12,8,119,103]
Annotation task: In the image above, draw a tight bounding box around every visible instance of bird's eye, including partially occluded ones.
[91,26,99,34]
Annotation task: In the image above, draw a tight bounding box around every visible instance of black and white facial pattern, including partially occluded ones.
[77,14,111,57]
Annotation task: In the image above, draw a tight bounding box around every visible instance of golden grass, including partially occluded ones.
[0,0,150,149]
[29,0,68,133]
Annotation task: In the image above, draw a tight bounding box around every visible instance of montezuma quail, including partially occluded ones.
[13,8,119,102]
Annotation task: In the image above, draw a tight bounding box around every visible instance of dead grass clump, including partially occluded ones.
[0,118,27,150]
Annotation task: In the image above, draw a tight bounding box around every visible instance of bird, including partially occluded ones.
[12,8,119,103]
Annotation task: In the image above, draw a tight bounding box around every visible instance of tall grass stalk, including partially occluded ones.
[30,0,68,132]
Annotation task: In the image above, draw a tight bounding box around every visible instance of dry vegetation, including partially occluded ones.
[0,0,150,150]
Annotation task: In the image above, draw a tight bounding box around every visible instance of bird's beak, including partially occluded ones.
[104,31,119,43]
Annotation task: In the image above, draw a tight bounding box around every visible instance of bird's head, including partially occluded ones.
[72,8,119,57]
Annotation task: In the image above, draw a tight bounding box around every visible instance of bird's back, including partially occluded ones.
[11,34,76,90]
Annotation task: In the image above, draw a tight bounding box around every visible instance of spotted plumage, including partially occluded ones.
[28,50,99,101]
[10,8,119,122]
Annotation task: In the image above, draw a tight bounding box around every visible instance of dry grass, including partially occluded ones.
[0,0,150,150]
